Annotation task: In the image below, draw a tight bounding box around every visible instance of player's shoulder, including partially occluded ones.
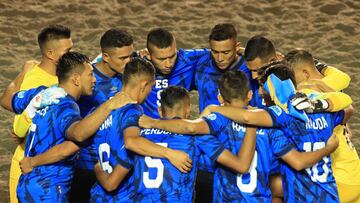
[113,103,143,116]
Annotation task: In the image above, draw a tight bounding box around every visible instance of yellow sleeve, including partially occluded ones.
[313,92,352,112]
[13,113,32,138]
[322,66,351,91]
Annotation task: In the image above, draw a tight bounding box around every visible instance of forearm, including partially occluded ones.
[0,68,30,111]
[94,165,112,190]
[125,136,168,158]
[68,101,112,142]
[210,106,273,127]
[284,147,332,171]
[94,164,130,192]
[152,118,208,135]
[31,141,79,167]
[236,127,257,171]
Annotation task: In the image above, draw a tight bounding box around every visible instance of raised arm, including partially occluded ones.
[123,126,192,173]
[139,115,210,135]
[20,141,80,174]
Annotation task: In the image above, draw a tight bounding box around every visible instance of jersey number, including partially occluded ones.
[98,143,113,173]
[143,143,168,188]
[237,151,258,193]
[303,142,330,182]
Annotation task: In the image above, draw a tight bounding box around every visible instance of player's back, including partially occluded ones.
[91,103,142,202]
[142,48,207,118]
[133,128,200,202]
[203,112,274,203]
[265,105,344,202]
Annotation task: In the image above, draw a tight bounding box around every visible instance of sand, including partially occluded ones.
[0,0,359,202]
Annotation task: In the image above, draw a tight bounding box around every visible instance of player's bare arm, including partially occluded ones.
[94,162,130,192]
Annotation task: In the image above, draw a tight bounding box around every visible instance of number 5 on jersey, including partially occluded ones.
[143,143,168,188]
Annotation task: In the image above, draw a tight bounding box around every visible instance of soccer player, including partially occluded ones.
[94,85,258,202]
[71,29,135,202]
[139,70,340,203]
[142,28,207,118]
[285,49,360,203]
[0,24,72,203]
[203,64,353,202]
[90,58,193,202]
[193,23,254,112]
[7,51,132,202]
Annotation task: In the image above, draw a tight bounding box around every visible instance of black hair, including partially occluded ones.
[147,28,174,53]
[160,86,189,110]
[285,49,316,70]
[100,29,133,52]
[122,57,155,85]
[56,51,90,84]
[38,24,71,52]
[209,23,237,41]
[259,62,297,88]
[219,70,250,102]
[244,35,276,62]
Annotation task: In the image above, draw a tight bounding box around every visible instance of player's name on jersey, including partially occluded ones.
[305,116,329,130]
[141,128,173,135]
[232,122,265,135]
[99,115,113,131]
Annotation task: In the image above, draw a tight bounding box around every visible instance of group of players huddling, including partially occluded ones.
[0,23,359,203]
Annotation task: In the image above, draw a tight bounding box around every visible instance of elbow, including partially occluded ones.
[235,162,251,174]
[103,183,117,192]
[291,161,306,171]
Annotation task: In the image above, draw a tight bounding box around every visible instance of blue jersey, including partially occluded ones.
[131,127,225,202]
[203,112,283,203]
[142,48,207,118]
[193,53,255,112]
[90,104,142,202]
[265,106,345,203]
[13,87,82,202]
[76,64,123,170]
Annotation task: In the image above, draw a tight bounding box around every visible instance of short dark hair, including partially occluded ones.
[56,51,90,84]
[38,25,71,52]
[160,86,189,110]
[285,49,316,70]
[100,29,133,52]
[244,35,276,62]
[147,28,174,53]
[209,23,237,41]
[123,57,155,85]
[219,70,249,102]
[259,62,297,88]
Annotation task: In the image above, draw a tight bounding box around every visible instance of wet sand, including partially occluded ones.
[1,0,359,202]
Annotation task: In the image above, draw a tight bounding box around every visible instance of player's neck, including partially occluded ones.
[96,61,117,77]
[162,111,184,119]
[38,57,57,76]
[120,85,140,102]
[59,83,81,100]
[228,100,247,108]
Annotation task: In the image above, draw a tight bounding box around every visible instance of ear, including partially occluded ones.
[45,49,56,61]
[235,41,243,52]
[217,94,225,105]
[303,69,311,80]
[103,52,110,63]
[247,90,253,102]
[140,80,148,92]
[71,73,81,86]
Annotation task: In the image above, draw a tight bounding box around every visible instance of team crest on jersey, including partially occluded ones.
[17,91,25,98]
[206,113,217,121]
[110,86,118,93]
[269,106,282,116]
